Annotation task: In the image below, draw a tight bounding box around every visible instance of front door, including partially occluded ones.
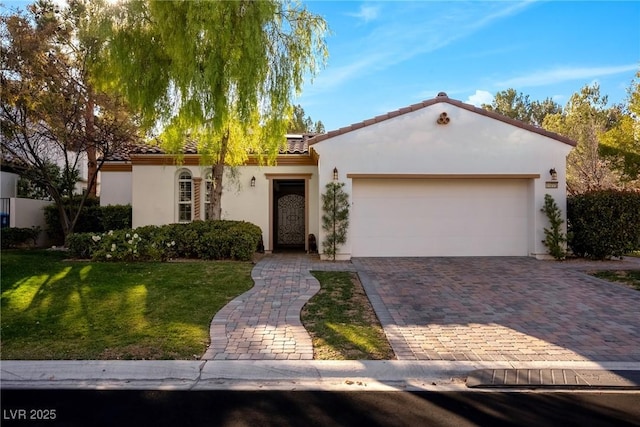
[273,180,305,251]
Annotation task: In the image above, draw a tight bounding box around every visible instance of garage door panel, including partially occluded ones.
[351,179,529,257]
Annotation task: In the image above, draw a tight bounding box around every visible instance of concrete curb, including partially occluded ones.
[3,360,640,391]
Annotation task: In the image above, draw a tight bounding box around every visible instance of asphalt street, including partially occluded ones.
[2,389,640,427]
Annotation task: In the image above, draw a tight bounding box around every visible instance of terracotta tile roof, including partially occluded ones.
[308,93,577,147]
[102,135,314,161]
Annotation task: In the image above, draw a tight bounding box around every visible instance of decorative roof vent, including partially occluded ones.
[437,92,448,98]
[437,112,450,125]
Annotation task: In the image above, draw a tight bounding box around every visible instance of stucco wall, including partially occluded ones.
[100,171,132,206]
[311,102,573,259]
[131,163,318,251]
[1,171,19,198]
[9,198,53,247]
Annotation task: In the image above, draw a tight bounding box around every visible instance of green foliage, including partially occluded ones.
[1,3,138,239]
[96,0,328,219]
[321,182,350,261]
[16,162,81,201]
[540,194,567,260]
[45,201,131,244]
[288,104,325,134]
[543,83,623,195]
[0,227,41,249]
[69,220,262,262]
[567,190,640,259]
[482,88,561,126]
[599,71,640,187]
[100,205,134,231]
[66,232,99,259]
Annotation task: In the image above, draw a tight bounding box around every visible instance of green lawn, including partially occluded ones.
[1,250,253,360]
[302,271,395,360]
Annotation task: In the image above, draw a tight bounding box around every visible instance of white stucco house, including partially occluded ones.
[100,93,575,259]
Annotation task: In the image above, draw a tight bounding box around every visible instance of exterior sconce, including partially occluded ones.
[549,168,557,181]
[437,112,450,125]
[250,176,256,187]
[333,167,339,181]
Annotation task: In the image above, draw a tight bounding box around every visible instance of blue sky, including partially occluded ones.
[3,1,638,132]
[298,1,640,131]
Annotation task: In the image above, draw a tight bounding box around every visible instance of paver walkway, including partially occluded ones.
[353,257,640,362]
[204,254,640,363]
[202,254,354,360]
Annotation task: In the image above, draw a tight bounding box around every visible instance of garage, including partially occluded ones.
[350,177,532,257]
[309,94,575,260]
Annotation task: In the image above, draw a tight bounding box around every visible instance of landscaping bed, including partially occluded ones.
[302,271,395,360]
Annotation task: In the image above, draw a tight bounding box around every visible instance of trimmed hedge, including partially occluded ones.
[0,227,41,249]
[567,190,640,259]
[45,201,132,244]
[67,220,262,262]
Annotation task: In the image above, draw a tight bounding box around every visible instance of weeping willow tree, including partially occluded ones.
[93,0,328,219]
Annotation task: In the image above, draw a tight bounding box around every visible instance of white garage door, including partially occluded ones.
[351,178,530,257]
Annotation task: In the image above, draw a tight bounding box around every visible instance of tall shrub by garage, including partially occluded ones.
[567,190,640,259]
[540,194,567,260]
[321,182,350,261]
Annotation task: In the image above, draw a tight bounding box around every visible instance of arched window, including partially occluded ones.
[177,170,192,222]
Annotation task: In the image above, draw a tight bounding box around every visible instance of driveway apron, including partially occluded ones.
[353,257,640,362]
[202,254,355,360]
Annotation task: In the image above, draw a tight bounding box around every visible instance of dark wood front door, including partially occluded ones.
[274,180,305,251]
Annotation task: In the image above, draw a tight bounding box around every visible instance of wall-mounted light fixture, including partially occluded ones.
[333,167,339,181]
[250,176,256,187]
[549,168,558,181]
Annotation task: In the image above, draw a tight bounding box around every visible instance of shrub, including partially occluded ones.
[321,182,350,261]
[91,230,144,262]
[541,194,567,260]
[100,205,133,231]
[567,190,640,259]
[44,201,132,244]
[65,220,262,262]
[67,232,100,259]
[0,227,41,249]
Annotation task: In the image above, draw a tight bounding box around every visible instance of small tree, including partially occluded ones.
[541,194,567,260]
[321,182,349,261]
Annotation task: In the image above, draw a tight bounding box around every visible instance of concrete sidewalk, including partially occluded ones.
[2,360,640,391]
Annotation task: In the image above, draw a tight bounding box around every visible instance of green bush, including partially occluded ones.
[44,200,131,244]
[100,205,133,231]
[91,230,144,262]
[67,220,262,262]
[0,227,41,249]
[567,190,640,259]
[67,232,100,259]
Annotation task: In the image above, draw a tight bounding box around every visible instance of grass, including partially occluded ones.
[592,270,640,291]
[1,250,253,360]
[302,271,395,360]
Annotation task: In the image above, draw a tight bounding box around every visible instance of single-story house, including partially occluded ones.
[100,93,575,259]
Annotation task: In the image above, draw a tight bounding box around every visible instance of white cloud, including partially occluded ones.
[498,65,638,88]
[466,90,494,107]
[347,4,381,23]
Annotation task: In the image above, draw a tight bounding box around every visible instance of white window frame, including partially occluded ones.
[177,169,193,223]
[204,171,213,220]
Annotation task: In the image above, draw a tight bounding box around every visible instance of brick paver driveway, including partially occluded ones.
[353,257,640,362]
